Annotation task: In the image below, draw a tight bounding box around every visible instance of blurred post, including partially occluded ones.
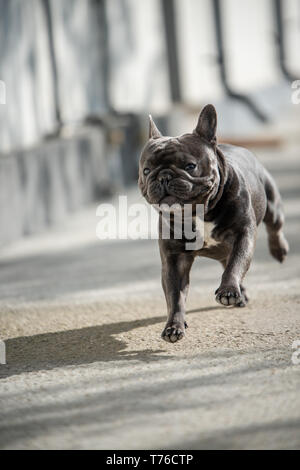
[94,0,111,112]
[212,0,268,122]
[274,0,297,82]
[41,0,62,129]
[161,0,182,103]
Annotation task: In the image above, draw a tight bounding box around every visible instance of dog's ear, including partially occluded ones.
[194,104,217,143]
[149,115,162,139]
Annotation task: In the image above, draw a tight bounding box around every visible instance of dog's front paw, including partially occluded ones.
[215,285,243,307]
[161,322,187,343]
[237,285,249,308]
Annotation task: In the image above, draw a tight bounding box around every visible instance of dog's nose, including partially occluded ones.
[158,170,173,184]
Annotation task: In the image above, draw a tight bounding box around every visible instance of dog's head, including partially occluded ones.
[139,105,221,208]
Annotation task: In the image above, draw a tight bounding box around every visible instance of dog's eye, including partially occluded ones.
[143,168,151,176]
[185,163,196,171]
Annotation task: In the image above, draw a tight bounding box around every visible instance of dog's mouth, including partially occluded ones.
[145,176,196,205]
[158,194,181,206]
[147,180,212,207]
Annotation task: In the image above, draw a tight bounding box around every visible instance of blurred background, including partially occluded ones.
[1,0,300,451]
[0,0,299,245]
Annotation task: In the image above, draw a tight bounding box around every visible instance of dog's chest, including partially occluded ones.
[194,218,219,248]
[204,222,219,247]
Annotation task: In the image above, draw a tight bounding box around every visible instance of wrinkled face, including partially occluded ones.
[139,136,218,206]
[138,105,220,207]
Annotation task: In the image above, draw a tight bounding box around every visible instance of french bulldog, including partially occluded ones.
[138,105,289,343]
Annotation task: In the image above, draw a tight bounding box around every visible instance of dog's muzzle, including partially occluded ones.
[158,169,174,186]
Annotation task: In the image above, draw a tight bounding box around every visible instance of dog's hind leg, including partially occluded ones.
[263,172,289,263]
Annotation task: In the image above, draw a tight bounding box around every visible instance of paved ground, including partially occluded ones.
[0,143,299,450]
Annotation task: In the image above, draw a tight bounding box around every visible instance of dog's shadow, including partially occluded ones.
[1,306,222,379]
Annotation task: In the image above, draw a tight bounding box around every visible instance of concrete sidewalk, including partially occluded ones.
[0,144,299,449]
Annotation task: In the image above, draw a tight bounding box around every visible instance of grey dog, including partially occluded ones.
[139,105,289,343]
